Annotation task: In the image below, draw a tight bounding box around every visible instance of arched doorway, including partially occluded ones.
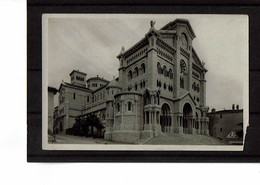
[160,103,171,133]
[183,103,193,134]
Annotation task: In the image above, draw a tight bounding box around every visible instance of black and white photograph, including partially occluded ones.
[43,14,248,151]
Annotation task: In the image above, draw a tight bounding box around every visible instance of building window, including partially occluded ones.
[163,66,167,77]
[112,90,114,95]
[220,115,222,119]
[180,78,184,89]
[135,67,139,77]
[73,93,76,100]
[181,33,188,49]
[117,103,120,112]
[169,68,173,79]
[220,128,222,132]
[135,84,138,91]
[141,63,146,74]
[128,102,132,111]
[128,70,133,80]
[163,83,166,89]
[197,84,200,92]
[157,62,161,75]
[87,96,89,102]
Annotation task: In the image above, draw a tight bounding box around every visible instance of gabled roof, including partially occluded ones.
[58,82,92,93]
[160,19,196,39]
[117,37,149,59]
[174,91,197,106]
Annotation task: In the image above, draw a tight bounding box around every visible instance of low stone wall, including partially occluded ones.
[112,131,141,143]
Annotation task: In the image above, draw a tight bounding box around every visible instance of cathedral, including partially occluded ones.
[55,19,210,143]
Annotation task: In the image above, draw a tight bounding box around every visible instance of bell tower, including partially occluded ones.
[69,70,87,87]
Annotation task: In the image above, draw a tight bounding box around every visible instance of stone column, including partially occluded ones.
[149,111,152,130]
[121,101,124,128]
[135,99,138,130]
[170,114,174,133]
[154,111,157,125]
[144,111,147,125]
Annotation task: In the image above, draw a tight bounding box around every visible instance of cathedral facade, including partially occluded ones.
[56,19,209,143]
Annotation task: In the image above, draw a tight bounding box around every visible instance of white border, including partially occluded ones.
[42,14,248,151]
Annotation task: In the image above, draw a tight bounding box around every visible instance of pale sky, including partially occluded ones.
[46,14,248,111]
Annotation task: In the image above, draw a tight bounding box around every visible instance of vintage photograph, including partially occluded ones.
[43,14,248,150]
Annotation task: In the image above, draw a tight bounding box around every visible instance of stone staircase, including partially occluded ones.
[144,133,225,145]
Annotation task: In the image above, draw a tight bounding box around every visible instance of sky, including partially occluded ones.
[46,14,248,111]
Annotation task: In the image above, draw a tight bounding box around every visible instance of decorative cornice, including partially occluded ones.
[117,38,148,59]
[160,19,196,39]
[180,47,190,58]
[156,38,176,55]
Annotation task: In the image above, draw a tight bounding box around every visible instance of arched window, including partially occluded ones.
[169,68,173,79]
[163,66,167,77]
[141,63,146,74]
[128,102,132,111]
[117,103,120,112]
[135,67,139,77]
[164,83,166,89]
[180,78,184,89]
[181,33,188,49]
[128,70,133,80]
[197,84,200,92]
[157,62,161,75]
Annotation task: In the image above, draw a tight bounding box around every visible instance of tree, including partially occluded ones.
[85,113,104,138]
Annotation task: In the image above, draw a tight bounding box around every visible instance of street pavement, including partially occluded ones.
[51,134,123,144]
[50,133,225,145]
[144,133,225,145]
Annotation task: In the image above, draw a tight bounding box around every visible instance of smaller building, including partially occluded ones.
[53,106,59,134]
[48,86,58,132]
[208,105,243,145]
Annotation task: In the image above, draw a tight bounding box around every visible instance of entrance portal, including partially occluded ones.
[160,103,171,133]
[183,103,193,134]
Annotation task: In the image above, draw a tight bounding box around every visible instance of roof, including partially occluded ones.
[86,76,110,83]
[93,83,109,93]
[160,19,196,39]
[106,77,121,89]
[208,109,243,115]
[117,37,148,59]
[58,82,93,93]
[117,19,195,59]
[48,86,58,94]
[69,70,87,76]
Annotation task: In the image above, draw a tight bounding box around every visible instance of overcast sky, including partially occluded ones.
[46,14,248,111]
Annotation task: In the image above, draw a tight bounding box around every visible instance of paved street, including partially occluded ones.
[49,134,124,144]
[144,133,225,145]
[49,133,225,145]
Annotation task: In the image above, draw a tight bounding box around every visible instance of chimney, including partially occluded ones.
[236,105,239,110]
[232,104,235,110]
[211,108,216,113]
